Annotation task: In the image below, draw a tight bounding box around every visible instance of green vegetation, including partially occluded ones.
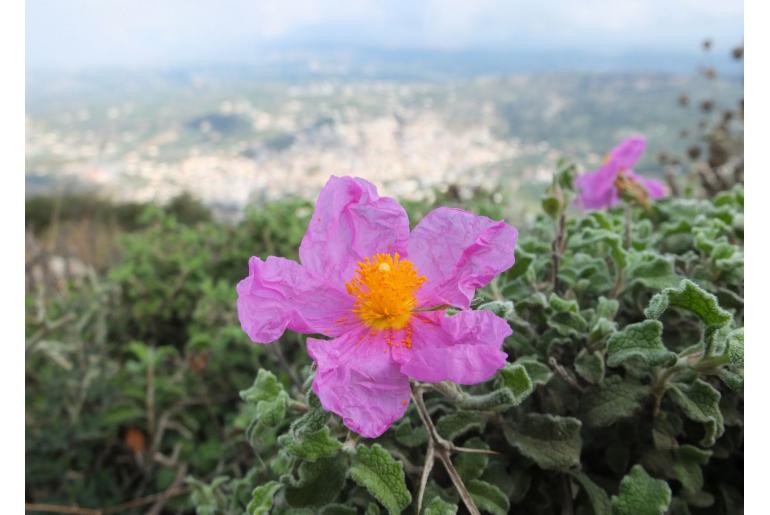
[25,165,742,513]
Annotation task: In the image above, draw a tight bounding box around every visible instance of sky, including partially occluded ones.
[26,0,744,70]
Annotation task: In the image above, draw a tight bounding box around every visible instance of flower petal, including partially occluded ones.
[408,207,517,309]
[299,176,410,287]
[627,171,668,200]
[609,136,646,170]
[400,310,511,384]
[308,328,411,438]
[236,256,354,343]
[575,163,621,210]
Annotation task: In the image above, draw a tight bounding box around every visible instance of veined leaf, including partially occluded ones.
[611,465,671,515]
[349,444,411,515]
[607,320,677,369]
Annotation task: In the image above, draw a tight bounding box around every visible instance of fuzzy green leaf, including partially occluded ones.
[503,414,582,470]
[284,455,347,508]
[570,471,612,515]
[349,444,412,515]
[392,417,428,448]
[607,320,676,369]
[580,376,649,427]
[319,505,359,515]
[611,465,671,515]
[280,427,342,461]
[455,437,490,482]
[247,481,282,515]
[478,300,514,319]
[436,411,484,441]
[467,479,510,515]
[423,496,458,515]
[626,252,680,290]
[241,369,289,427]
[240,369,285,403]
[497,363,535,405]
[666,379,724,447]
[455,388,518,411]
[514,356,553,386]
[574,349,606,384]
[644,280,731,328]
[673,445,712,494]
[725,328,744,367]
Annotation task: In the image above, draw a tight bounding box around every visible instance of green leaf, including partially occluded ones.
[505,247,534,281]
[549,293,579,313]
[284,455,348,508]
[392,417,428,448]
[467,479,510,515]
[240,369,285,403]
[455,437,490,482]
[241,369,289,427]
[496,363,534,405]
[255,396,287,427]
[673,445,712,494]
[644,280,731,328]
[455,388,519,411]
[574,349,606,384]
[571,228,628,269]
[289,396,331,437]
[611,465,671,515]
[569,471,612,515]
[549,310,589,337]
[280,427,342,461]
[596,297,620,320]
[349,444,412,515]
[478,300,514,319]
[580,376,649,427]
[607,320,677,369]
[717,368,743,393]
[503,414,582,470]
[436,411,484,441]
[725,327,744,367]
[542,195,562,218]
[423,496,458,515]
[626,252,680,290]
[514,356,553,386]
[666,379,724,447]
[320,505,359,515]
[247,481,282,515]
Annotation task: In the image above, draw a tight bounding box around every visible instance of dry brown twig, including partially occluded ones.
[411,382,486,515]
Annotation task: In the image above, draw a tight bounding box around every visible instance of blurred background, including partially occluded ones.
[25,1,744,511]
[26,0,743,216]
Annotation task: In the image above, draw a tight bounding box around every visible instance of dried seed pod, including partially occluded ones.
[701,100,715,113]
[688,146,702,160]
[732,46,744,60]
[678,94,689,107]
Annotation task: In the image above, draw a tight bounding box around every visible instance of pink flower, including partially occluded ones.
[575,136,667,210]
[237,176,517,438]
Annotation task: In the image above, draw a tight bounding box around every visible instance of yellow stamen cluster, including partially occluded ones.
[346,253,426,331]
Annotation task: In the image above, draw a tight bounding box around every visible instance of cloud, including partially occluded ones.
[26,0,743,69]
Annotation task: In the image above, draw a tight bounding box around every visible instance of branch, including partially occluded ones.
[411,384,481,515]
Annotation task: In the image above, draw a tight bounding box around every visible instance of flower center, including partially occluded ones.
[345,253,426,331]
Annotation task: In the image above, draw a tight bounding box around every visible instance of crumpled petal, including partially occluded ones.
[627,171,668,200]
[400,310,511,384]
[237,256,354,343]
[575,163,621,210]
[299,176,410,287]
[307,328,411,438]
[609,136,646,170]
[408,207,517,309]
